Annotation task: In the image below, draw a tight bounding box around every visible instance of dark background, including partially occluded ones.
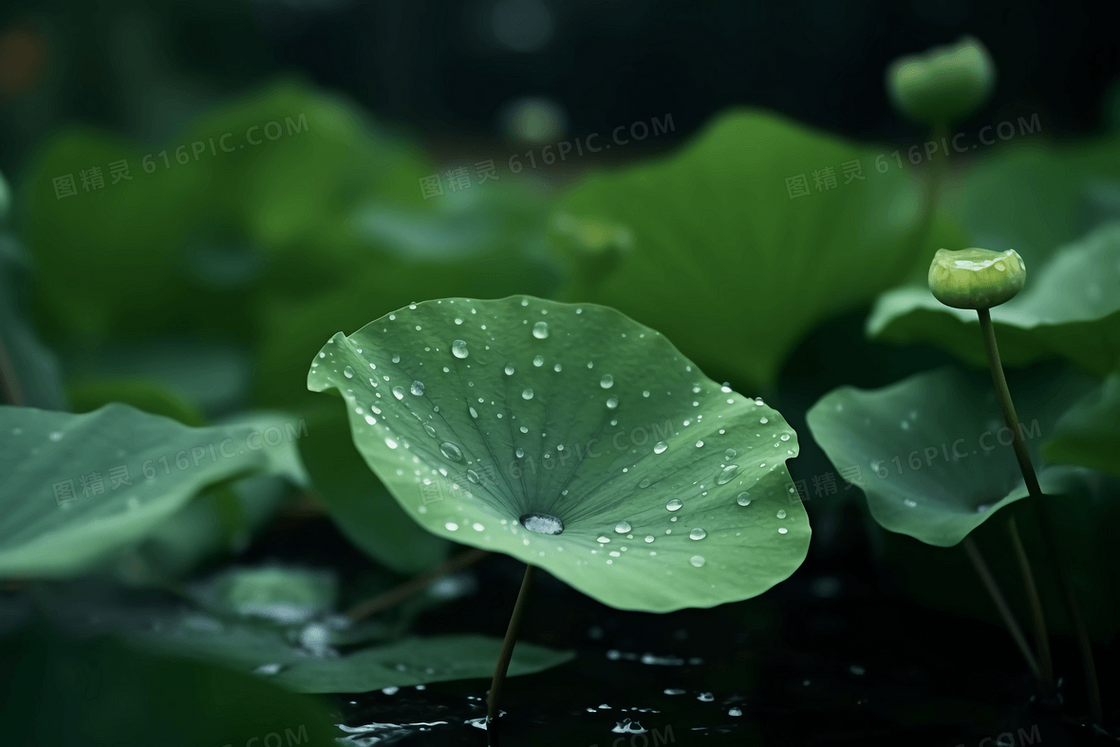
[3,0,1120,180]
[2,2,1118,746]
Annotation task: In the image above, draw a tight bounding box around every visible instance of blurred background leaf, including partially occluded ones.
[551,109,956,393]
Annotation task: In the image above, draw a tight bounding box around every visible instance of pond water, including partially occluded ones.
[259,512,1109,746]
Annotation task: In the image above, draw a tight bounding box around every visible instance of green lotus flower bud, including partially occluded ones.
[928,247,1026,309]
[886,36,996,127]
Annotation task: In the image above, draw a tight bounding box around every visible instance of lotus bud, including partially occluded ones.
[886,36,996,127]
[928,247,1026,309]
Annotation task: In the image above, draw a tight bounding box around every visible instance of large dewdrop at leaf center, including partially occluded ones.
[307,296,810,612]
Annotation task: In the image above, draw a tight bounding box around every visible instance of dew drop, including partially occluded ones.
[445,522,459,531]
[515,447,525,458]
[452,340,469,358]
[615,521,632,534]
[597,536,612,544]
[519,425,529,433]
[638,478,651,488]
[644,535,655,543]
[725,449,737,458]
[776,509,787,519]
[343,366,355,379]
[533,355,544,367]
[521,513,564,534]
[689,528,707,540]
[736,492,751,506]
[690,555,706,568]
[392,386,406,400]
[666,499,682,512]
[440,442,464,462]
[411,381,425,396]
[364,415,377,426]
[469,406,479,418]
[522,388,534,400]
[653,442,668,454]
[384,436,398,449]
[532,321,549,339]
[392,354,400,364]
[504,364,515,375]
[467,469,480,483]
[695,440,704,448]
[716,465,739,485]
[600,374,614,389]
[606,397,618,409]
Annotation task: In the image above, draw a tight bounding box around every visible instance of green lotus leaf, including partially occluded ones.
[36,573,572,694]
[871,221,1120,375]
[65,337,253,418]
[0,404,302,578]
[20,128,211,339]
[299,410,449,574]
[68,377,207,426]
[869,139,1120,373]
[132,620,573,694]
[806,366,1095,547]
[268,634,574,693]
[0,234,67,410]
[114,477,291,585]
[550,109,948,391]
[254,185,560,410]
[1041,365,1120,475]
[18,81,429,343]
[2,625,340,747]
[872,479,1120,643]
[308,296,810,612]
[180,79,429,247]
